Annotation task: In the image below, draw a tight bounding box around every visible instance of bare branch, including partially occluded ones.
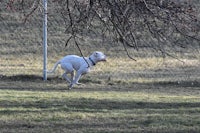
[23,0,40,23]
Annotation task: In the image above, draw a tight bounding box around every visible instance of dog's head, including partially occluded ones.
[91,51,107,63]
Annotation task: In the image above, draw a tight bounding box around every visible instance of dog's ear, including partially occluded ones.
[94,52,98,57]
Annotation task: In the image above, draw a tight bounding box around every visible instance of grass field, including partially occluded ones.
[1,56,200,133]
[0,88,200,133]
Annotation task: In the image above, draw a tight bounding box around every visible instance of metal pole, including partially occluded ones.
[43,0,47,80]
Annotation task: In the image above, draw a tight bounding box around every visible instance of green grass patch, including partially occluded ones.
[0,84,200,133]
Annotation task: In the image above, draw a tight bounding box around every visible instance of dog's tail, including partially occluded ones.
[47,61,61,74]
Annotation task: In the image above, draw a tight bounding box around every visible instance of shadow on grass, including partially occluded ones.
[1,96,200,114]
[0,99,200,118]
[0,74,103,84]
[0,74,200,91]
[0,74,56,82]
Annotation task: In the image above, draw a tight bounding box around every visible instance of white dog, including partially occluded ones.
[47,51,106,89]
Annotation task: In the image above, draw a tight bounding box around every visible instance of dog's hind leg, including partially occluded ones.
[62,72,71,83]
[69,71,82,89]
[61,63,74,84]
[70,70,75,83]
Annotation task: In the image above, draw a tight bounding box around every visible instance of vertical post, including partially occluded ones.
[43,0,47,80]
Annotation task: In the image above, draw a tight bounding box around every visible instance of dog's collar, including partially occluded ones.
[89,57,96,66]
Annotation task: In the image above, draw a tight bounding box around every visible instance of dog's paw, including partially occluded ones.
[68,84,73,90]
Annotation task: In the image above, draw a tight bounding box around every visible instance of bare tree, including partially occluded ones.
[4,0,200,59]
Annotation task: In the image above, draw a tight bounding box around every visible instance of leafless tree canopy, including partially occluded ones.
[3,0,200,59]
